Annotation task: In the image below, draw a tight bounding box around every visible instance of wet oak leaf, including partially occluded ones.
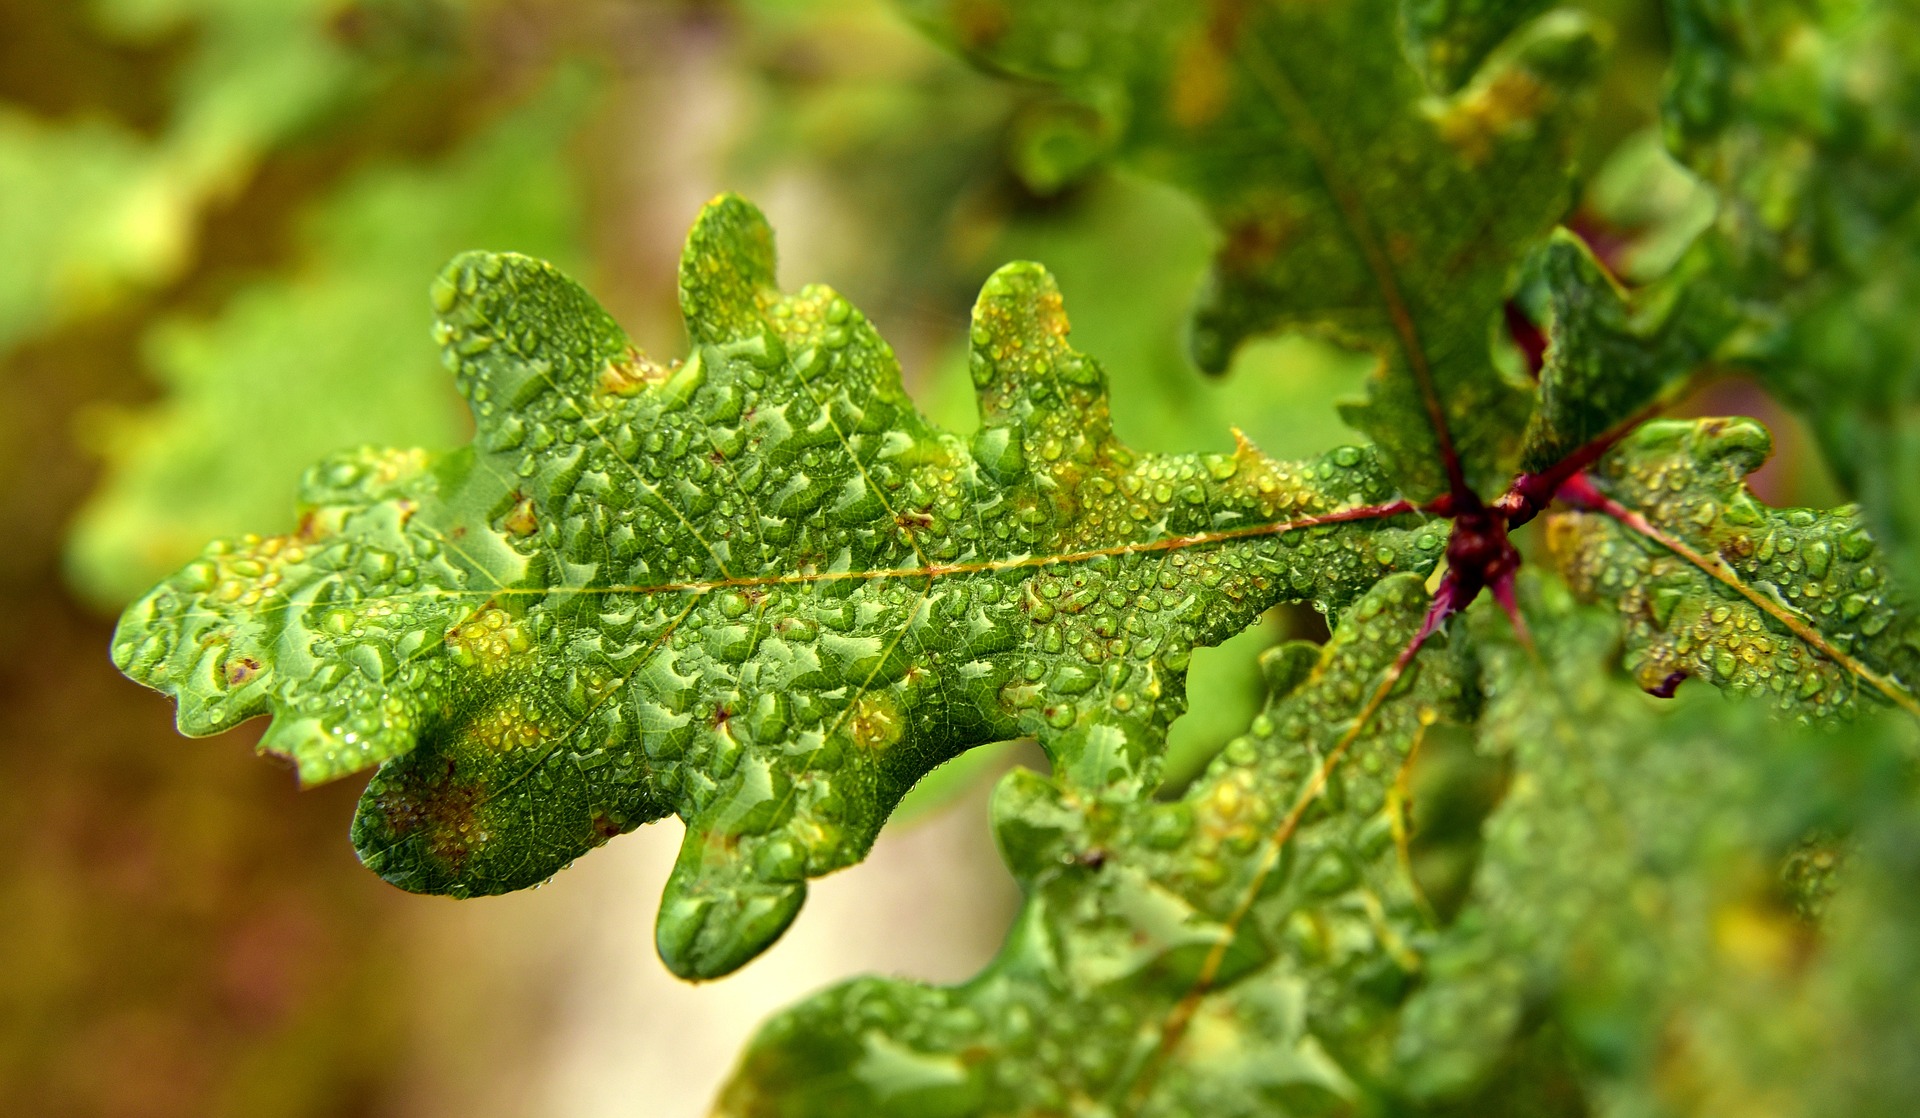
[1401,0,1556,94]
[111,195,1445,979]
[1515,230,1729,476]
[1397,584,1920,1111]
[902,0,1602,498]
[1663,0,1920,596]
[716,573,1479,1117]
[1547,417,1920,719]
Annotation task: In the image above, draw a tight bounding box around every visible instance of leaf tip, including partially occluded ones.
[967,261,1113,436]
[681,193,779,338]
[656,871,808,981]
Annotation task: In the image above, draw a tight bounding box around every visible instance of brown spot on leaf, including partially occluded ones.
[949,0,1009,50]
[374,758,484,874]
[1436,69,1549,165]
[597,347,667,396]
[1220,207,1296,278]
[223,656,262,688]
[503,495,538,536]
[294,511,327,543]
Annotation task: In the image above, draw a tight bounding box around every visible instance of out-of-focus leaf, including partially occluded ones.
[113,195,1444,978]
[727,0,1021,321]
[1397,579,1920,1116]
[1547,417,1920,719]
[1401,0,1555,94]
[1663,0,1920,593]
[1516,230,1728,474]
[0,114,155,351]
[68,71,592,607]
[903,0,1602,497]
[0,0,459,350]
[716,573,1475,1117]
[1576,128,1717,286]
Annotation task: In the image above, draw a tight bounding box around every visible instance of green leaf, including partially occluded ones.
[112,195,1444,978]
[921,172,1381,786]
[1546,417,1920,718]
[1576,128,1718,287]
[0,112,153,352]
[1400,0,1555,94]
[1397,579,1920,1111]
[902,0,1602,497]
[1515,230,1727,475]
[68,72,593,608]
[1663,0,1920,594]
[0,0,447,350]
[716,573,1474,1116]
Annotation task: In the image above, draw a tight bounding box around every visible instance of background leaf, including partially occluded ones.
[902,0,1602,497]
[1663,0,1920,596]
[68,71,593,607]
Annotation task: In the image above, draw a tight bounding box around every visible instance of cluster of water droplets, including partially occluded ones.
[111,445,470,786]
[118,197,1454,978]
[1552,417,1918,716]
[722,574,1474,1113]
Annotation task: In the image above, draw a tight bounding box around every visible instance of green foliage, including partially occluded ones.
[1395,584,1920,1112]
[929,174,1379,786]
[114,195,1443,978]
[718,577,1920,1118]
[717,573,1469,1116]
[0,0,462,350]
[902,0,1601,498]
[1550,417,1920,719]
[1515,231,1724,474]
[1402,0,1555,93]
[99,0,1920,1111]
[1663,0,1920,593]
[69,73,592,606]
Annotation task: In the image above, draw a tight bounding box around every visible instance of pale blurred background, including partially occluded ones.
[0,1,1830,1114]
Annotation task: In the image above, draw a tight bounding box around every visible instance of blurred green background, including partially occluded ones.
[0,1,1835,1114]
